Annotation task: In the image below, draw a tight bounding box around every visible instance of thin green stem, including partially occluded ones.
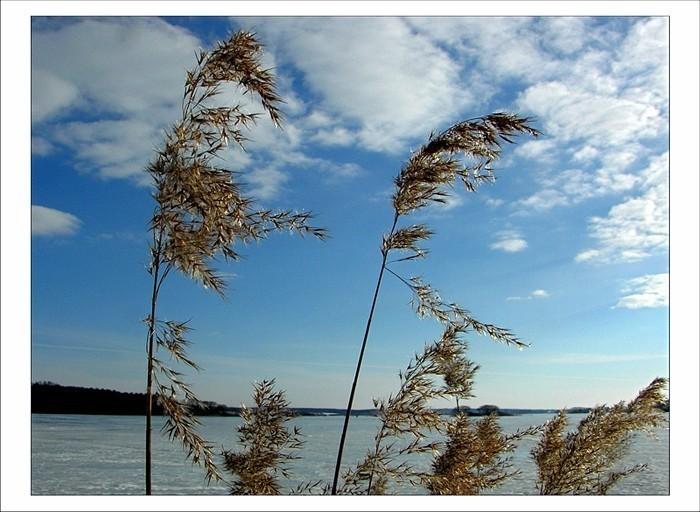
[331,213,399,495]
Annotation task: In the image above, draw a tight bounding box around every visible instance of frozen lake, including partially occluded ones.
[31,413,669,495]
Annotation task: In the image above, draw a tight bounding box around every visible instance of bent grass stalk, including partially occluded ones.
[142,31,325,495]
[331,114,540,494]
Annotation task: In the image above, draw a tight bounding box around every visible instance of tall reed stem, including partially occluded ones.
[331,214,399,495]
[144,229,163,495]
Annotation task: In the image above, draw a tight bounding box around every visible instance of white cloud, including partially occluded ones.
[515,188,569,211]
[32,19,200,183]
[506,289,549,301]
[32,18,200,120]
[31,69,79,123]
[439,193,465,211]
[32,205,81,236]
[51,119,162,182]
[484,197,504,208]
[518,81,662,148]
[245,17,668,205]
[516,149,643,213]
[576,152,668,263]
[539,17,588,55]
[249,17,474,153]
[572,145,600,163]
[428,17,559,82]
[507,18,667,219]
[514,138,557,162]
[491,239,527,253]
[614,18,669,111]
[245,167,289,201]
[614,273,669,309]
[33,17,667,214]
[311,126,356,147]
[490,230,527,253]
[574,249,601,263]
[33,18,362,193]
[31,136,53,156]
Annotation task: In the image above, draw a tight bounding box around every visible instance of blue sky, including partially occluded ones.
[30,16,670,409]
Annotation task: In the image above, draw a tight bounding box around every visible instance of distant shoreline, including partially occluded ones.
[30,382,631,417]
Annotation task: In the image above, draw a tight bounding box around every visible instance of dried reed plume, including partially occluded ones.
[532,377,668,495]
[331,113,539,494]
[223,380,304,495]
[143,31,325,494]
[427,414,541,495]
[339,323,478,494]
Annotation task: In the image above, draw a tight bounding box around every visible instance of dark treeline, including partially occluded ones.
[31,382,234,416]
[31,382,616,417]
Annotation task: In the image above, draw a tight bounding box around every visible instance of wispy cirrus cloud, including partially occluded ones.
[614,273,669,310]
[542,352,667,365]
[506,289,549,301]
[515,159,642,213]
[32,205,81,237]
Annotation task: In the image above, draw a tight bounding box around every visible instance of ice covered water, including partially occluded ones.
[31,413,669,495]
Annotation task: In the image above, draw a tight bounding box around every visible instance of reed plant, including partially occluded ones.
[223,380,304,495]
[142,31,325,495]
[338,322,477,494]
[532,377,668,495]
[331,114,540,494]
[426,413,541,495]
[137,32,666,498]
[337,315,540,495]
[334,333,665,496]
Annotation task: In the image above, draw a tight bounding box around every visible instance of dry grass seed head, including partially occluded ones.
[428,414,543,495]
[144,31,326,490]
[532,377,668,495]
[392,113,540,215]
[148,30,325,297]
[223,380,304,495]
[342,323,479,494]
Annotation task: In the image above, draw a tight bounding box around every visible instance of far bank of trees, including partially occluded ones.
[31,382,232,416]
